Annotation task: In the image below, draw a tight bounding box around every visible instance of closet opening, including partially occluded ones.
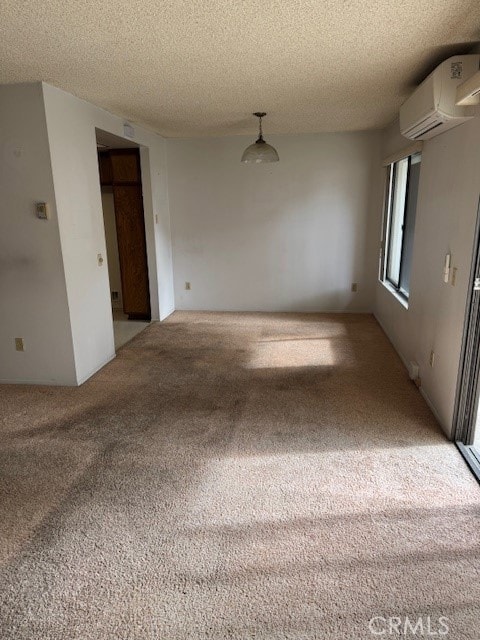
[96,130,151,350]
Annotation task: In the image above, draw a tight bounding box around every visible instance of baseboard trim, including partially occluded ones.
[419,387,445,432]
[0,377,77,386]
[160,307,175,321]
[172,308,375,314]
[373,313,410,370]
[373,312,449,437]
[76,353,116,386]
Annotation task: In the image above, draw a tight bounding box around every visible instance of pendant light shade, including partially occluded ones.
[241,112,279,164]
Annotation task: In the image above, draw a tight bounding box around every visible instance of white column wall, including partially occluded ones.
[0,83,76,385]
[42,83,174,384]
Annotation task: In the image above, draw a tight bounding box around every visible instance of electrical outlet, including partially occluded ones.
[351,282,358,292]
[15,338,24,352]
[185,282,191,290]
[35,202,49,220]
[429,350,435,367]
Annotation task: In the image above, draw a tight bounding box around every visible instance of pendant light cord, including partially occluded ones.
[254,112,267,143]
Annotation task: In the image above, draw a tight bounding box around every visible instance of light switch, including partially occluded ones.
[97,253,104,266]
[443,253,451,283]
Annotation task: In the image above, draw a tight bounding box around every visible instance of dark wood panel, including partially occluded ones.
[113,185,151,319]
[110,150,141,184]
[98,152,113,186]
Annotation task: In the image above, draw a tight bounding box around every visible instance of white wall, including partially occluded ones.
[167,132,381,312]
[42,83,174,384]
[0,83,76,384]
[374,118,480,436]
[101,189,122,310]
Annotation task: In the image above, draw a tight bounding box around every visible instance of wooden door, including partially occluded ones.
[105,149,151,320]
[113,184,151,319]
[98,151,113,185]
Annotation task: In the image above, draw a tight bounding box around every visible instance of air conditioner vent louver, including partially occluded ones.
[456,69,480,105]
[404,119,444,140]
[400,55,479,141]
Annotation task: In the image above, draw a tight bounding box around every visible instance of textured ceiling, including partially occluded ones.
[0,1,479,137]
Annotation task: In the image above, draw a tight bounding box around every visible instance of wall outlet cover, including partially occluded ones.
[35,202,49,220]
[408,361,419,380]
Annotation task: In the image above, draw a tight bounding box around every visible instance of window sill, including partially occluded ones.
[380,280,409,309]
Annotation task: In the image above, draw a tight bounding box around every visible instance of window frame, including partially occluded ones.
[380,152,421,304]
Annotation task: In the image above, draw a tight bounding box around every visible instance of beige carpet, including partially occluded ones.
[0,312,479,639]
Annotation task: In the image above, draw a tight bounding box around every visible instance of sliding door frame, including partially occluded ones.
[453,196,480,480]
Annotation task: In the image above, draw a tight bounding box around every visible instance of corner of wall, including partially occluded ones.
[0,82,77,385]
[372,116,480,441]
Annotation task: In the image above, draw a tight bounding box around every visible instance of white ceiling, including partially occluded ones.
[1,1,479,138]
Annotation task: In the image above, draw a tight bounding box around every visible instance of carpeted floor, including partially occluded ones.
[0,312,479,639]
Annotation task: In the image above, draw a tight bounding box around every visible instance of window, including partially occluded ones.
[380,152,421,301]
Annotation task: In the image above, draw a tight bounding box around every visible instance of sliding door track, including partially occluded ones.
[456,442,480,483]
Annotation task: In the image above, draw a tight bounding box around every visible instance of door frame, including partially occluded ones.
[95,127,161,324]
[453,196,480,480]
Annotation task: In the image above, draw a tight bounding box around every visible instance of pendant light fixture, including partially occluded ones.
[241,112,279,164]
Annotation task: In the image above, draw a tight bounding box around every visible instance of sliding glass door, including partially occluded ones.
[454,197,480,480]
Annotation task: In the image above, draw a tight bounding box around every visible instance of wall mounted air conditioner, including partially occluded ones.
[400,54,480,140]
[456,69,480,106]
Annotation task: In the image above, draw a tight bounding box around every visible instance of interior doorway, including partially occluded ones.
[96,130,151,350]
[454,196,480,481]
